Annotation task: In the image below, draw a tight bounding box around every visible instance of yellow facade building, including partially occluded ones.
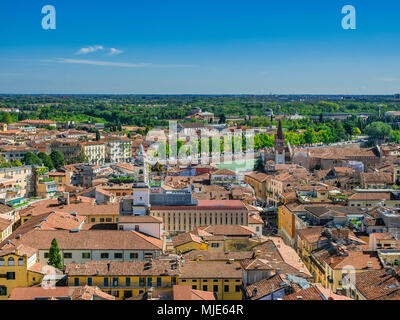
[324,251,382,294]
[172,232,207,254]
[244,172,269,204]
[178,261,242,300]
[66,260,178,300]
[0,244,59,300]
[0,217,13,242]
[295,227,325,270]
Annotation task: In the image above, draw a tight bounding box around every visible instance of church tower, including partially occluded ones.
[274,120,285,164]
[132,144,149,216]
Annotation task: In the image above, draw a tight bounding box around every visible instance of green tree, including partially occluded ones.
[317,129,333,144]
[0,156,9,168]
[10,160,23,167]
[333,122,347,141]
[353,127,362,136]
[254,154,265,172]
[50,150,65,169]
[38,152,54,171]
[302,128,317,145]
[343,120,355,136]
[152,162,164,173]
[2,112,13,124]
[389,130,400,144]
[365,121,392,142]
[95,130,101,141]
[22,151,42,166]
[74,151,88,164]
[48,238,63,270]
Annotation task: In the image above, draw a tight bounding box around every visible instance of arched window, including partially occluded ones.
[18,258,23,266]
[8,257,14,266]
[0,258,4,266]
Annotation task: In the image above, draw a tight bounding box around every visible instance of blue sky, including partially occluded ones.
[0,0,399,94]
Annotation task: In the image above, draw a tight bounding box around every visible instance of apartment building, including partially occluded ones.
[3,229,163,266]
[0,244,59,300]
[177,260,242,300]
[66,260,179,300]
[34,167,58,199]
[324,251,382,294]
[0,165,33,205]
[0,145,38,162]
[48,171,72,192]
[81,141,106,165]
[244,172,269,204]
[210,169,238,186]
[49,139,83,163]
[0,217,13,242]
[103,137,132,163]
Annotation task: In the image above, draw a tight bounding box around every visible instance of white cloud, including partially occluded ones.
[109,48,124,55]
[77,46,124,56]
[77,45,105,55]
[51,58,150,68]
[40,58,197,69]
[373,77,397,83]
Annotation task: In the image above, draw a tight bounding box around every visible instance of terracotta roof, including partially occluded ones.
[1,211,85,246]
[0,243,37,258]
[179,261,242,279]
[296,227,325,243]
[172,232,203,247]
[239,239,312,278]
[9,286,115,300]
[197,225,256,237]
[313,283,353,300]
[360,172,393,185]
[244,171,270,182]
[3,230,163,251]
[245,274,290,300]
[0,216,12,231]
[211,169,237,176]
[66,260,179,276]
[325,251,382,270]
[332,167,355,175]
[248,213,264,224]
[352,269,400,300]
[27,262,61,275]
[348,192,391,201]
[33,211,85,231]
[173,285,216,300]
[19,199,59,218]
[182,250,252,261]
[0,204,13,214]
[71,285,115,300]
[282,286,325,300]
